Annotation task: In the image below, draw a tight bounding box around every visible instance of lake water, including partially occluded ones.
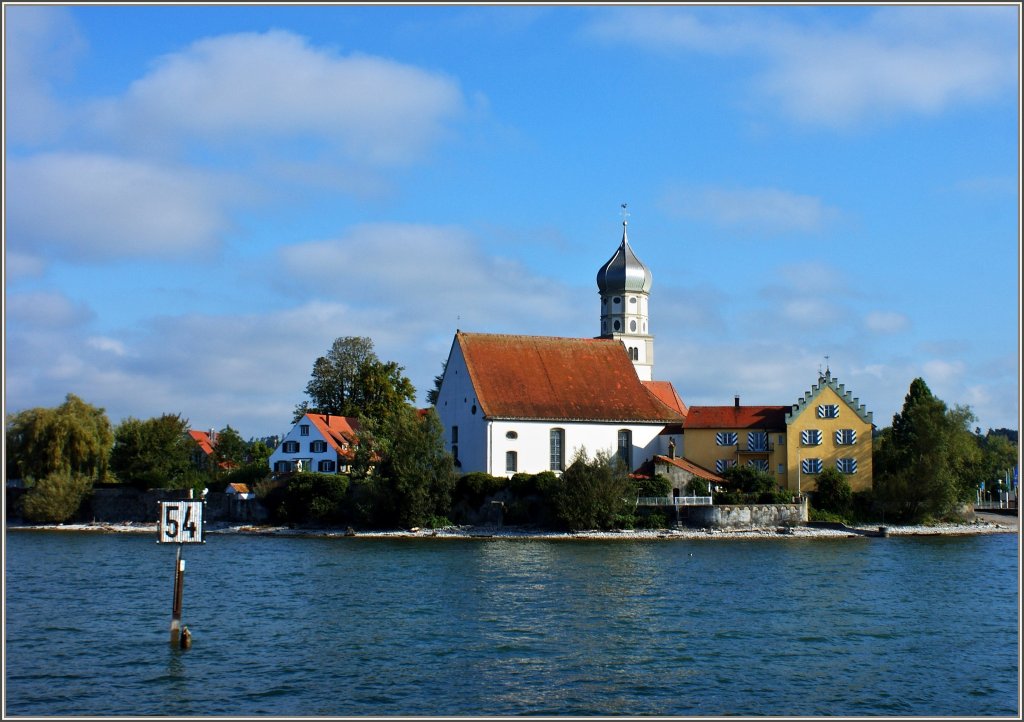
[4,530,1019,716]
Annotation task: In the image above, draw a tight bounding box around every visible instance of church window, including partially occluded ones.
[506,431,518,439]
[614,320,621,331]
[629,297,637,304]
[506,451,518,473]
[550,428,565,471]
[613,297,621,304]
[617,430,632,469]
[630,320,637,332]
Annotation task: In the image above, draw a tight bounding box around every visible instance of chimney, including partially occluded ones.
[734,395,740,408]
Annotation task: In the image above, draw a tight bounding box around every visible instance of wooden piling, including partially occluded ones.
[170,545,185,646]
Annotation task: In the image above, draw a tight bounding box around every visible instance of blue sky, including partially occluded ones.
[4,3,1020,441]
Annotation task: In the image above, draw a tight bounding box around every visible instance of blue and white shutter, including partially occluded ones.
[801,458,823,474]
[747,432,768,451]
[801,429,822,445]
[817,404,839,418]
[835,429,857,445]
[716,432,738,446]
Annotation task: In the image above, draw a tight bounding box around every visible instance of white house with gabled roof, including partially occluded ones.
[269,413,360,475]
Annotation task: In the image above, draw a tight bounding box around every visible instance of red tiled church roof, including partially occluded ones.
[642,380,688,416]
[684,405,789,429]
[456,332,686,423]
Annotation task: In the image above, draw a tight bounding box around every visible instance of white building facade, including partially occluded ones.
[268,413,359,474]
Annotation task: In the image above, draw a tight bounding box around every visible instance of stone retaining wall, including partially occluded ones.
[673,500,808,530]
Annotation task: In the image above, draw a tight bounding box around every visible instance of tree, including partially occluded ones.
[359,406,455,528]
[109,414,198,490]
[720,465,789,503]
[874,378,981,521]
[295,336,378,420]
[212,425,247,470]
[426,361,447,406]
[22,470,93,523]
[548,448,634,531]
[5,393,113,482]
[813,467,853,516]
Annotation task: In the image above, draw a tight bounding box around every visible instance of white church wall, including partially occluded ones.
[434,341,490,474]
[487,419,669,477]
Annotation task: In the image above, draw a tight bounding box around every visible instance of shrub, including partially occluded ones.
[814,467,853,516]
[455,472,508,507]
[282,472,350,525]
[549,449,633,531]
[636,511,667,529]
[635,474,672,498]
[22,471,92,523]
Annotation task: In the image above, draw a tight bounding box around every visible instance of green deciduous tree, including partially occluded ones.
[813,467,853,516]
[874,377,981,521]
[296,336,416,421]
[548,448,634,531]
[5,393,113,482]
[109,414,199,490]
[212,425,247,470]
[358,407,455,529]
[22,469,93,523]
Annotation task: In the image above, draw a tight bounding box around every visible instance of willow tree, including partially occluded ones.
[5,393,113,482]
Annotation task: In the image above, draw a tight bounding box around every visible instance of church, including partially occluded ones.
[434,216,874,494]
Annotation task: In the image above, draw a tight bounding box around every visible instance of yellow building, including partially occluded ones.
[682,399,790,485]
[784,370,874,493]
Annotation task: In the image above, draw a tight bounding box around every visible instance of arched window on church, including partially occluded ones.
[617,430,632,470]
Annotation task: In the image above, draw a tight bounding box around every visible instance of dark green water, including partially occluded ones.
[4,530,1019,716]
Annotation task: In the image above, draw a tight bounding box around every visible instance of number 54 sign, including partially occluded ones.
[158,501,204,543]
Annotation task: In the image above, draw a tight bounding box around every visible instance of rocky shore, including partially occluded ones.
[7,515,1018,540]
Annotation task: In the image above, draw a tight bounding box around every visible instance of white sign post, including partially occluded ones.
[158,499,204,648]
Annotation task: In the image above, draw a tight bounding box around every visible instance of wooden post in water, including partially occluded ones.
[170,544,185,646]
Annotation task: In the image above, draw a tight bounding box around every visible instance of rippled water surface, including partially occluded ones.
[4,531,1019,716]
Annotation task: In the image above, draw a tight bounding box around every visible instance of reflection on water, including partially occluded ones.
[4,532,1018,716]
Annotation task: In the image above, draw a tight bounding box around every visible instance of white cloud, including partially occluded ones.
[587,6,1016,129]
[660,184,839,234]
[277,223,588,334]
[5,291,94,328]
[89,30,466,166]
[6,152,232,262]
[3,5,85,144]
[864,310,911,334]
[922,359,966,386]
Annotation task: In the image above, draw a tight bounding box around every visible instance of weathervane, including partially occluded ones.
[620,203,630,224]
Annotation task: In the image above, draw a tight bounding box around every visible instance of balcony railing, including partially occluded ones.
[636,496,713,507]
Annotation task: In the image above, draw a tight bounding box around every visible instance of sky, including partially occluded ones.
[3,2,1021,442]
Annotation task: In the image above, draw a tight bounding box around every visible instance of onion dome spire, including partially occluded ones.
[596,208,653,294]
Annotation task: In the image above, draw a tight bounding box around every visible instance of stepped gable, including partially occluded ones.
[684,405,789,429]
[456,332,686,422]
[786,369,873,425]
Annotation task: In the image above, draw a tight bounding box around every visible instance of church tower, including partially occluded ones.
[596,213,654,380]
